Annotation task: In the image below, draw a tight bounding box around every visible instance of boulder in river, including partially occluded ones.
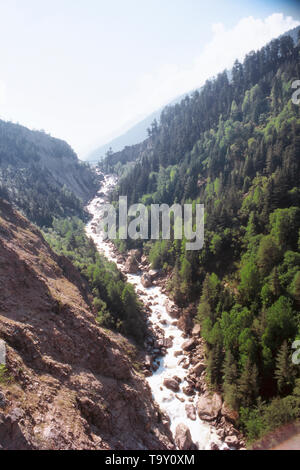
[210,442,220,451]
[175,424,196,450]
[182,338,197,352]
[183,385,195,397]
[163,378,180,393]
[185,404,196,421]
[174,350,182,357]
[197,392,223,421]
[141,273,152,288]
[225,435,240,448]
[149,269,160,280]
[164,337,173,349]
[124,256,139,274]
[164,300,180,319]
[192,362,206,377]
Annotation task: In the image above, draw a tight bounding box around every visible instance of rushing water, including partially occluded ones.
[86,174,224,450]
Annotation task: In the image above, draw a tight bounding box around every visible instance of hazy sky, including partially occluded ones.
[0,0,299,158]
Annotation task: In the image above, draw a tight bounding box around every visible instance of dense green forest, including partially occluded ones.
[43,217,146,344]
[0,121,97,226]
[100,29,300,442]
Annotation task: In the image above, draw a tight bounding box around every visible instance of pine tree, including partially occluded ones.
[223,350,239,409]
[238,359,259,407]
[275,341,295,395]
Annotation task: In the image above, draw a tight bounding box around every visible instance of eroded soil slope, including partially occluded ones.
[0,198,173,450]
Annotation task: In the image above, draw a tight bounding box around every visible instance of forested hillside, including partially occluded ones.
[100,29,300,442]
[0,121,98,226]
[43,217,146,344]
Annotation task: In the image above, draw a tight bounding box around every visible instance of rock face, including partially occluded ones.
[175,424,195,450]
[0,199,173,450]
[197,393,223,421]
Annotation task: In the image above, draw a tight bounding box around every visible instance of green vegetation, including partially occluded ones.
[44,217,146,344]
[100,31,300,441]
[0,364,12,385]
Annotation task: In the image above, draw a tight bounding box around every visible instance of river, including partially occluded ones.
[86,173,224,450]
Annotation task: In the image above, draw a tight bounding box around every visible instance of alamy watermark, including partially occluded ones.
[96,197,204,251]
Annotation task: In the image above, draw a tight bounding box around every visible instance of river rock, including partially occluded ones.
[0,391,8,409]
[163,378,180,393]
[144,355,152,369]
[185,404,196,421]
[210,442,220,451]
[174,351,182,357]
[143,369,152,378]
[149,269,160,280]
[221,402,239,424]
[164,337,173,349]
[141,274,152,288]
[225,435,240,448]
[173,376,182,384]
[192,362,206,377]
[178,357,189,370]
[175,394,185,403]
[175,424,195,450]
[141,255,148,266]
[197,392,223,421]
[124,256,139,274]
[164,300,180,319]
[182,338,197,352]
[192,324,201,337]
[183,385,195,397]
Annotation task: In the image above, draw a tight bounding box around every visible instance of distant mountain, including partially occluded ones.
[85,93,193,164]
[87,26,300,165]
[0,120,98,226]
[86,110,162,163]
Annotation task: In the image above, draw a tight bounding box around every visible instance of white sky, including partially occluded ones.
[0,0,299,158]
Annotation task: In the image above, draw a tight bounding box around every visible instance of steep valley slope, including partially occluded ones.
[0,198,173,450]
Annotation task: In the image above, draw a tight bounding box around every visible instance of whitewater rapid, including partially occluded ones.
[86,174,223,450]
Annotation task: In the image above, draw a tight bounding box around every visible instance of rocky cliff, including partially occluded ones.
[0,120,98,226]
[0,198,173,450]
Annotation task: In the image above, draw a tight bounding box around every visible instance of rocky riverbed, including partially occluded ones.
[86,173,245,451]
